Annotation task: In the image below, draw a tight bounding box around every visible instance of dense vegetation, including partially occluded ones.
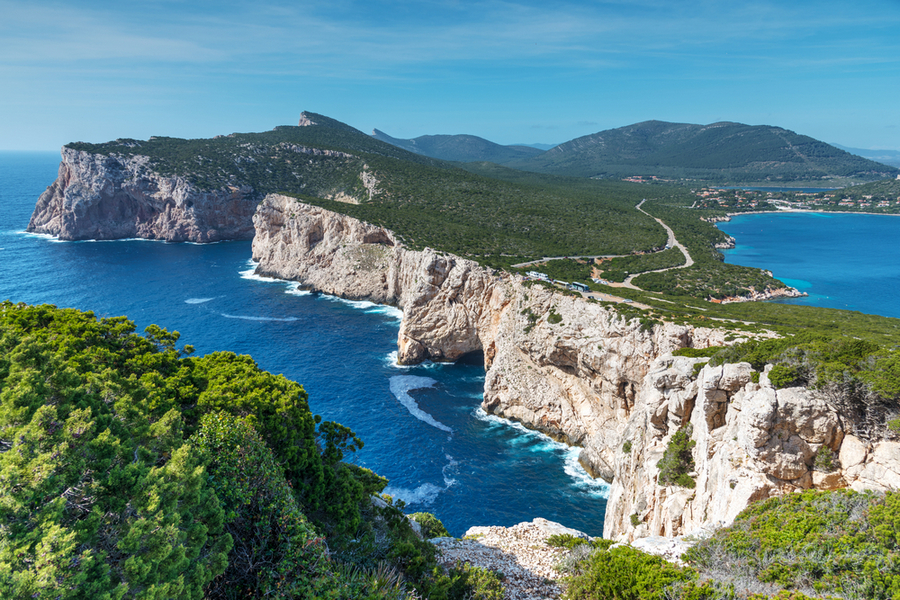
[69,113,668,262]
[0,302,500,600]
[551,489,900,599]
[509,120,898,184]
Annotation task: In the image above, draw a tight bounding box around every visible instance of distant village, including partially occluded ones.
[688,182,900,213]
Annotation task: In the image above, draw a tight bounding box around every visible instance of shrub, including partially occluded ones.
[631,513,642,527]
[658,425,697,488]
[767,364,798,388]
[409,512,450,539]
[623,440,633,453]
[191,413,336,599]
[447,562,505,600]
[548,307,563,325]
[684,489,896,599]
[563,546,699,600]
[547,533,591,550]
[813,445,838,472]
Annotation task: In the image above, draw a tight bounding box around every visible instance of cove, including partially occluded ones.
[717,212,900,319]
[0,151,609,537]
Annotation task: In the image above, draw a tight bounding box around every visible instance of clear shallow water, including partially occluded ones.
[0,151,609,537]
[718,212,900,318]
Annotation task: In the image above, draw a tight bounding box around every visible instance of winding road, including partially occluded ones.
[508,199,694,307]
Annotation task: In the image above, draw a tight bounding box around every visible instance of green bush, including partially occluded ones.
[447,562,505,600]
[767,364,798,389]
[657,425,696,488]
[563,546,700,600]
[684,489,899,599]
[547,533,591,550]
[191,413,336,599]
[623,440,633,453]
[409,513,450,539]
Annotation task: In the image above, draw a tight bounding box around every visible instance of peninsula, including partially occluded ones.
[21,112,900,598]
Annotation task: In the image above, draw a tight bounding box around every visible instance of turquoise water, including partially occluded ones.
[718,212,900,318]
[0,151,609,537]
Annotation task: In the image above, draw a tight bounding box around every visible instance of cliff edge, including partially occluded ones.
[28,147,256,242]
[251,193,900,542]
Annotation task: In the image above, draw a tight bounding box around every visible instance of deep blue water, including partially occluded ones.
[718,212,900,318]
[0,151,609,537]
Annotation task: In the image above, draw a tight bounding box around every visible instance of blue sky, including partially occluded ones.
[2,0,899,151]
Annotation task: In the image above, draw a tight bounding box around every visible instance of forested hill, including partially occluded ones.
[62,112,670,261]
[371,129,543,163]
[506,120,900,184]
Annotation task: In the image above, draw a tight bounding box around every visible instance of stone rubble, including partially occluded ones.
[432,519,585,600]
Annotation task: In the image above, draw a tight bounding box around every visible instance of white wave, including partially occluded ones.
[19,231,65,242]
[369,305,403,320]
[383,483,444,507]
[442,454,459,488]
[81,237,160,243]
[473,408,609,496]
[383,351,441,370]
[326,296,380,310]
[564,448,611,498]
[185,297,215,304]
[221,313,299,322]
[389,375,452,433]
[239,262,278,283]
[285,282,312,296]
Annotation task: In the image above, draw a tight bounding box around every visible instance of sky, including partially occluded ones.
[2,0,899,151]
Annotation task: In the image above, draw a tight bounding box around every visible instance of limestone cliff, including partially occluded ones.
[251,193,900,541]
[28,147,256,242]
[605,357,900,542]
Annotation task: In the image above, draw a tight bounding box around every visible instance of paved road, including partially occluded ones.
[621,200,694,288]
[512,199,693,303]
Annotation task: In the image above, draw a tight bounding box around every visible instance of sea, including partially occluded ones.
[718,211,900,318]
[0,151,610,537]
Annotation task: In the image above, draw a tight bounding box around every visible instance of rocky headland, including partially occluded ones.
[28,147,257,242]
[251,193,899,542]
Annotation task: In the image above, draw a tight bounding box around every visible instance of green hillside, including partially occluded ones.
[371,128,543,163]
[509,120,899,184]
[67,113,669,261]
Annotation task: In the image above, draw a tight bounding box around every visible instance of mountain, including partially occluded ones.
[833,144,900,168]
[371,129,543,163]
[507,120,900,184]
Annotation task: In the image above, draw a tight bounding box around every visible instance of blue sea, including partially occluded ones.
[0,151,610,537]
[718,212,900,318]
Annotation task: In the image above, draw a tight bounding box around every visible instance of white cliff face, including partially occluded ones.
[251,194,900,541]
[28,148,256,242]
[605,358,900,542]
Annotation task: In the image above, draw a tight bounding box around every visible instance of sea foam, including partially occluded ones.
[389,375,452,433]
[221,313,299,322]
[474,407,609,497]
[382,482,445,507]
[185,297,215,304]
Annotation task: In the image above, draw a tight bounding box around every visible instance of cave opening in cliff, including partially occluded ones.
[457,349,485,366]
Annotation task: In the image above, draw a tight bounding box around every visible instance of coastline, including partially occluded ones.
[717,208,900,221]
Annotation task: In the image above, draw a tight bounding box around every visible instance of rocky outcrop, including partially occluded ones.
[251,193,900,542]
[604,358,900,542]
[28,147,256,242]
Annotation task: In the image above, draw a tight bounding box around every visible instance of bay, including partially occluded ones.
[718,211,900,318]
[0,151,609,537]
